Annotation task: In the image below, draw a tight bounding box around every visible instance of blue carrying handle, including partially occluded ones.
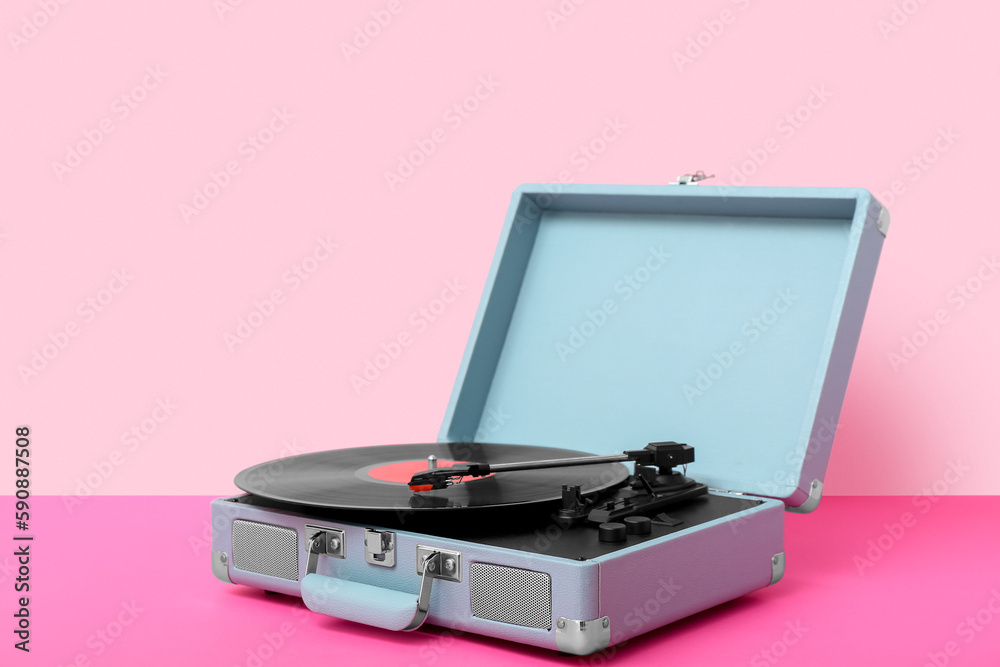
[301,573,423,631]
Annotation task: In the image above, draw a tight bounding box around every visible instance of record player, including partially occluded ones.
[211,181,888,655]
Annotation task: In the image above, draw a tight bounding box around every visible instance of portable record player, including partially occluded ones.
[211,181,888,654]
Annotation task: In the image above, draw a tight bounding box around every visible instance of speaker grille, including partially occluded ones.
[470,563,552,629]
[232,520,298,580]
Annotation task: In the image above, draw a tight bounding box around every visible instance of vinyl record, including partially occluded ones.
[234,443,629,512]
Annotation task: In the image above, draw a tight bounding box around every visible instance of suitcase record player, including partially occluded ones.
[211,181,888,654]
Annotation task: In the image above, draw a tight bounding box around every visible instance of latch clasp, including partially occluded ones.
[671,170,714,185]
[364,529,396,567]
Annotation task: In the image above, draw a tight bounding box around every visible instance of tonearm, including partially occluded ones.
[408,441,696,491]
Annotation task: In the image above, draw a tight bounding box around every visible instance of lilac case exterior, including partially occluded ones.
[211,184,887,654]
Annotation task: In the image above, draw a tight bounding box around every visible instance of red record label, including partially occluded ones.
[367,460,492,484]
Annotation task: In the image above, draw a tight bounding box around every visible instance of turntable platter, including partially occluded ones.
[234,443,629,512]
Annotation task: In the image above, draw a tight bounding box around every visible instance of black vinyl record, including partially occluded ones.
[234,443,629,512]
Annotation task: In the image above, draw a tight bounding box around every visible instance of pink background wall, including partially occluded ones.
[3,0,998,498]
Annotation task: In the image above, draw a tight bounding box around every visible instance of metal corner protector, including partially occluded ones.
[555,616,611,655]
[212,550,233,584]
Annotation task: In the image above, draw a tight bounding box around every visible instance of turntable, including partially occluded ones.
[211,182,888,654]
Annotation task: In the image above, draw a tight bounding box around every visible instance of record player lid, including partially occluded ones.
[439,184,886,510]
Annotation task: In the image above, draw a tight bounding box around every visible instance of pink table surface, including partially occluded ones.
[8,495,999,666]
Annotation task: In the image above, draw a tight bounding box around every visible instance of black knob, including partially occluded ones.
[598,522,627,542]
[624,516,652,535]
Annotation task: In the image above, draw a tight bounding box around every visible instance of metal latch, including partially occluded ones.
[670,170,714,185]
[399,547,461,631]
[402,546,462,631]
[364,529,396,567]
[304,525,346,576]
[416,545,461,583]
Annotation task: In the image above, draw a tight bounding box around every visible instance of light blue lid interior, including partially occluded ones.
[439,185,879,502]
